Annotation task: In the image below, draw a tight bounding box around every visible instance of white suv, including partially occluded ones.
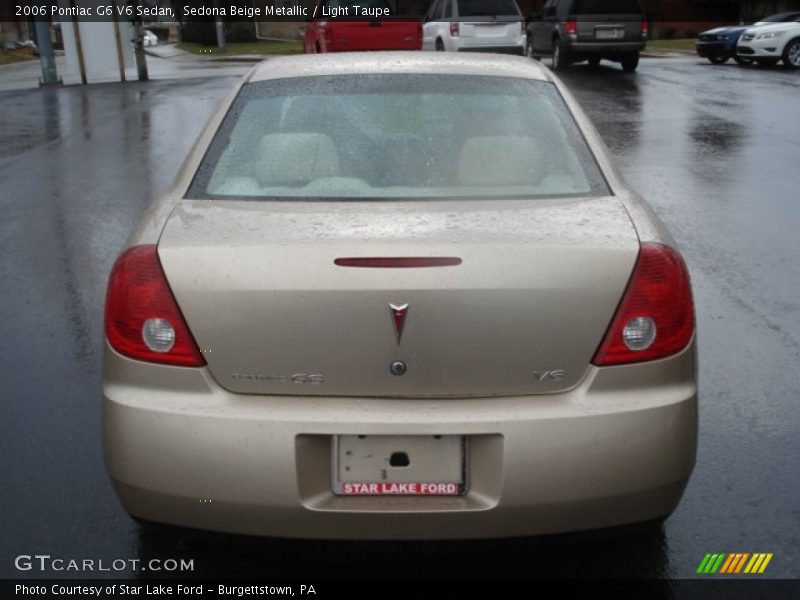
[737,15,800,68]
[423,0,526,55]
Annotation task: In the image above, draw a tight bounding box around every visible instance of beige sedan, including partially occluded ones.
[103,52,697,539]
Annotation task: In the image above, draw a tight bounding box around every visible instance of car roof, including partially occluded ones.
[247,52,551,84]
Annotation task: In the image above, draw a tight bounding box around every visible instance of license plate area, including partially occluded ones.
[595,27,624,40]
[332,435,466,496]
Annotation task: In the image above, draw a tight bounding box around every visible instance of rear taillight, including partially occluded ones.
[564,19,577,35]
[592,243,694,366]
[450,22,460,37]
[641,18,649,37]
[105,245,205,367]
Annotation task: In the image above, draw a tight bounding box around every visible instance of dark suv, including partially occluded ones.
[526,0,648,71]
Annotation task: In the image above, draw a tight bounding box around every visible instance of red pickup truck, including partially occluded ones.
[304,0,423,53]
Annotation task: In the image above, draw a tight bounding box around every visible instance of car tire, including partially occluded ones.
[755,58,779,67]
[734,56,753,66]
[551,37,567,70]
[708,56,728,65]
[620,53,639,72]
[435,38,445,52]
[587,56,601,67]
[783,38,800,69]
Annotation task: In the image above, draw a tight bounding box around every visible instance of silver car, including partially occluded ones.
[103,52,696,539]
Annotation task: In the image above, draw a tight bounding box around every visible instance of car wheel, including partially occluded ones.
[435,38,445,52]
[783,38,800,69]
[551,38,567,70]
[587,56,601,67]
[708,56,728,65]
[755,58,779,67]
[734,56,753,66]
[620,53,639,72]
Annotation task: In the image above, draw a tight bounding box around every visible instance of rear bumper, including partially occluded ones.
[457,45,525,56]
[564,41,645,57]
[104,342,697,540]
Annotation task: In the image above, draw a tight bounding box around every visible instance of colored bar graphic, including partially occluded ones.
[699,552,774,575]
[758,554,773,573]
[700,554,720,574]
[731,552,750,573]
[697,554,713,574]
[745,554,761,573]
[723,553,740,574]
[719,554,736,574]
[711,554,726,573]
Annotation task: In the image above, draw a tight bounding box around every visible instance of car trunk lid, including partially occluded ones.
[158,197,639,398]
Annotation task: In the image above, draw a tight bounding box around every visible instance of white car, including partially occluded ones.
[737,16,800,68]
[143,30,159,48]
[422,0,526,55]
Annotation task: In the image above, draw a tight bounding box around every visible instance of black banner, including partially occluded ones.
[7,0,800,23]
[4,579,800,600]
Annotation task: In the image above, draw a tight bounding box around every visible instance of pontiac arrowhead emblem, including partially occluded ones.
[389,303,409,344]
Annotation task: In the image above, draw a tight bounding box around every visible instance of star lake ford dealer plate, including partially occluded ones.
[332,435,466,496]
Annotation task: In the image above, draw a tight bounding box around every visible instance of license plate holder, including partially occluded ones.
[332,435,466,496]
[596,28,624,40]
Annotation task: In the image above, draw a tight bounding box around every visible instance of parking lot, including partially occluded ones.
[1,55,798,579]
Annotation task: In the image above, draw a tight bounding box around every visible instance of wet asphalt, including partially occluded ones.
[0,56,798,580]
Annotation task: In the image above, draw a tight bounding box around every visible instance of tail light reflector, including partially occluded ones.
[641,18,649,37]
[105,245,205,367]
[593,243,694,366]
[564,19,577,35]
[450,22,460,37]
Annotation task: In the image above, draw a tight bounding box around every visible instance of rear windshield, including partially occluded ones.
[188,75,608,201]
[458,0,520,17]
[572,0,642,15]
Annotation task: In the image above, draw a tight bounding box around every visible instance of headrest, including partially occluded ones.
[259,133,340,186]
[457,136,545,187]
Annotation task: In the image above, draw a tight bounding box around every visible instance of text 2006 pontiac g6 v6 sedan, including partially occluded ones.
[103,53,696,539]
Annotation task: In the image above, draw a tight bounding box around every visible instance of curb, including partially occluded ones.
[144,44,190,59]
[207,55,268,63]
